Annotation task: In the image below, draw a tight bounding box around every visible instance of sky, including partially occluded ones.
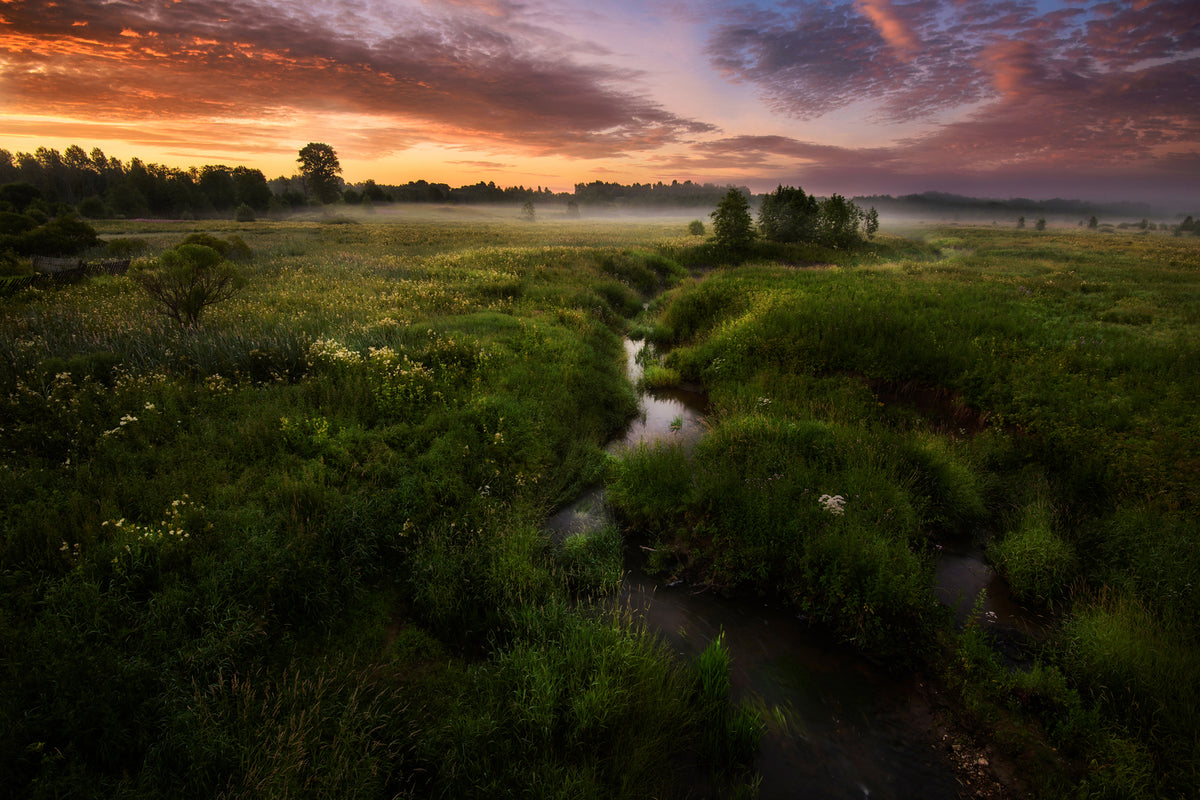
[1,0,1198,205]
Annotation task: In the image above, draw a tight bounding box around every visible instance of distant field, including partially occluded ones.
[2,213,1197,798]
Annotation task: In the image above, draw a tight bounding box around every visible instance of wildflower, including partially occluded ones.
[818,494,846,515]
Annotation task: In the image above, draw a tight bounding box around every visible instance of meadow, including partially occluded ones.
[1,208,1197,798]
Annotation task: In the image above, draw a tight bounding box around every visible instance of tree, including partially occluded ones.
[816,194,866,249]
[131,243,245,327]
[863,206,879,238]
[710,188,755,252]
[757,184,819,243]
[297,143,342,204]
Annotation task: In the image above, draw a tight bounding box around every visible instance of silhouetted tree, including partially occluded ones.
[297,143,342,204]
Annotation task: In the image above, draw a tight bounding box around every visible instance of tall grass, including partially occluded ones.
[608,226,1200,796]
[0,215,758,798]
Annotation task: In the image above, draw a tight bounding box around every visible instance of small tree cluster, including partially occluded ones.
[757,185,878,249]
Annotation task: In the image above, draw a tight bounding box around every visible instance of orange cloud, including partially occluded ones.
[853,0,918,56]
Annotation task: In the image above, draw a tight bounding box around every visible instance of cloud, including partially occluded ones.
[0,0,712,158]
[853,0,919,56]
[699,1,1199,197]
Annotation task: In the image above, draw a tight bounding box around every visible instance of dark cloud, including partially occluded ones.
[0,0,712,158]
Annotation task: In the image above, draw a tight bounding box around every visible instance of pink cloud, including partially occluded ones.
[854,0,919,56]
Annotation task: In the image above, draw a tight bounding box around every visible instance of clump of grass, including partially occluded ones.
[639,363,681,389]
[696,632,763,776]
[553,525,624,597]
[989,497,1076,605]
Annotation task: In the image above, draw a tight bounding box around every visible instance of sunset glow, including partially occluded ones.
[2,0,1197,203]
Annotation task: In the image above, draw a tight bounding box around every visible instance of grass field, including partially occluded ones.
[1,209,1197,798]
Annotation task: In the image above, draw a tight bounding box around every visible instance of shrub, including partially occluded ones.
[130,243,245,328]
[235,203,256,222]
[180,232,251,260]
[687,219,705,236]
[105,237,149,257]
[10,212,99,256]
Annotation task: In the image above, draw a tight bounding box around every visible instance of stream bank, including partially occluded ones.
[545,338,1041,798]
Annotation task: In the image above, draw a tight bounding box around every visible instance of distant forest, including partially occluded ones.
[0,144,1189,222]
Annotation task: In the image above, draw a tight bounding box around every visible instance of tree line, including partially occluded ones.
[0,143,750,222]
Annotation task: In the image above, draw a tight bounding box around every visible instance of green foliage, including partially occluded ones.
[989,498,1076,605]
[710,188,756,253]
[77,196,108,219]
[598,249,685,295]
[816,193,866,248]
[3,215,1199,799]
[758,184,820,243]
[131,243,246,327]
[234,203,255,222]
[757,185,872,249]
[180,231,251,260]
[687,219,705,236]
[1,211,99,256]
[104,236,148,257]
[696,633,763,775]
[554,525,624,597]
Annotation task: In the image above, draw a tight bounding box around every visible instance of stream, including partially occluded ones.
[543,339,1035,798]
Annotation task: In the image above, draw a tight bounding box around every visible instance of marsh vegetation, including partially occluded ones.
[1,209,1197,798]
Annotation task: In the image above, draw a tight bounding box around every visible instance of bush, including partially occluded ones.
[130,243,245,327]
[687,219,705,236]
[7,212,99,256]
[234,203,256,222]
[105,237,149,257]
[180,232,252,260]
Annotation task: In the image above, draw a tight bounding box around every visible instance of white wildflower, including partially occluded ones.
[819,494,846,515]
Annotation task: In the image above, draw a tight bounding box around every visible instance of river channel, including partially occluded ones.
[543,339,1029,798]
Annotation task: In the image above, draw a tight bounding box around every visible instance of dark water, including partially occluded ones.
[547,339,1036,797]
[619,571,961,799]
